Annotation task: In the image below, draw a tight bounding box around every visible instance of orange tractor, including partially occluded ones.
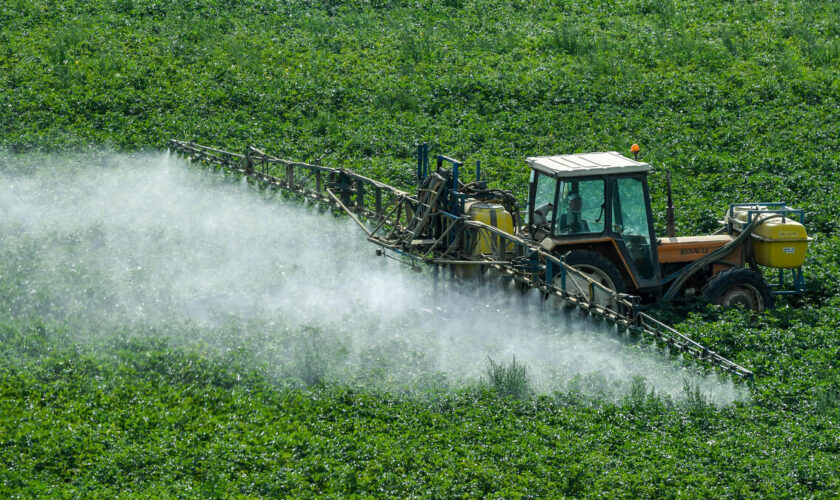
[525,148,810,311]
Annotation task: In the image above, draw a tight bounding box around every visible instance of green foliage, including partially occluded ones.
[486,356,531,399]
[2,0,840,495]
[1,323,838,497]
[814,386,840,417]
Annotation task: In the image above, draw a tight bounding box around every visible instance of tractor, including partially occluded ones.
[523,149,810,311]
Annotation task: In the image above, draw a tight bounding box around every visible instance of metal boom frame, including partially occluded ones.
[169,140,753,379]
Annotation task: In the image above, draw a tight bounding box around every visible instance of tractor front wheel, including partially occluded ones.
[702,268,774,311]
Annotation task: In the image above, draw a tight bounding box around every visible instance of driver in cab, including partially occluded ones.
[559,193,589,234]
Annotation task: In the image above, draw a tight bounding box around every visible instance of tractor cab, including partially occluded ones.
[525,152,661,294]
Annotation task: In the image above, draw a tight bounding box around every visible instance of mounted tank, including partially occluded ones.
[466,201,514,255]
[725,204,812,269]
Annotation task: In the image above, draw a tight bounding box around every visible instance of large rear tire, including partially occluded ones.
[553,250,627,309]
[702,267,774,311]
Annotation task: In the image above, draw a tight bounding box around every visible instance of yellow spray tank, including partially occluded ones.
[454,201,514,278]
[726,204,812,269]
[467,201,514,255]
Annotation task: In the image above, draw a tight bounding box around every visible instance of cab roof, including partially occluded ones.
[526,152,650,178]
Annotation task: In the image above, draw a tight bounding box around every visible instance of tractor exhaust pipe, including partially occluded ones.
[666,169,676,238]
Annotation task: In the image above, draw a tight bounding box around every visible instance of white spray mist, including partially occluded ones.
[0,151,748,403]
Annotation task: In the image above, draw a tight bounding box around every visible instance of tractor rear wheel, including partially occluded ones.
[552,250,627,310]
[702,267,774,311]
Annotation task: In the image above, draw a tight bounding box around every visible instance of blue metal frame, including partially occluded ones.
[547,259,568,291]
[436,154,466,217]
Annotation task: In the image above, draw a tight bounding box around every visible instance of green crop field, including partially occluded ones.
[2,0,840,496]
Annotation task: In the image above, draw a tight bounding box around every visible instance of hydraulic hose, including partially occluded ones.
[663,213,784,300]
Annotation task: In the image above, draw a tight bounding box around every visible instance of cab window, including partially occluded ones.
[529,171,558,229]
[612,177,655,279]
[554,179,605,235]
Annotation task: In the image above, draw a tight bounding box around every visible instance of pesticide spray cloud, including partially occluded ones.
[0,151,747,403]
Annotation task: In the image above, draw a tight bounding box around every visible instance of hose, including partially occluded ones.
[663,213,784,300]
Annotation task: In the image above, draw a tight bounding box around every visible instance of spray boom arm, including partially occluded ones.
[169,140,753,380]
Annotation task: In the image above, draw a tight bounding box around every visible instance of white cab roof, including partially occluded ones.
[526,152,650,178]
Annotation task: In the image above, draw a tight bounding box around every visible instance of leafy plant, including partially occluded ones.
[486,356,530,399]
